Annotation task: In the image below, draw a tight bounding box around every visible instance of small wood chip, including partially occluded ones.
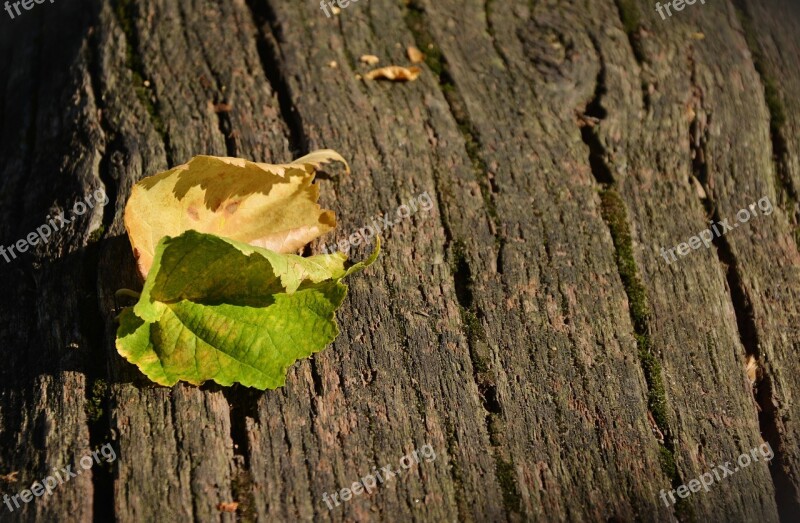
[359,54,380,66]
[689,175,707,200]
[407,46,425,63]
[0,471,19,483]
[217,502,239,513]
[364,66,422,82]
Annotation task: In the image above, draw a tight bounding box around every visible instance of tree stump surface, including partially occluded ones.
[1,0,799,521]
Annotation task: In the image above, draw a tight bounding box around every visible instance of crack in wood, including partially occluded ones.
[246,0,308,157]
[613,0,651,113]
[111,0,173,167]
[61,13,120,522]
[87,17,118,243]
[579,36,613,186]
[688,42,798,520]
[581,37,689,521]
[484,0,510,72]
[220,385,260,522]
[733,1,799,249]
[175,1,238,158]
[403,3,521,518]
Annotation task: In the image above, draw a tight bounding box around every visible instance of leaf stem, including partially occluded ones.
[115,289,141,299]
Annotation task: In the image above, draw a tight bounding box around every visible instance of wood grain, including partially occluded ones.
[0,0,797,521]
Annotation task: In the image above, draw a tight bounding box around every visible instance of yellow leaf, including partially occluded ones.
[124,151,347,278]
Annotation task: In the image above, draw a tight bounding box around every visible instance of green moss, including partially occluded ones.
[657,445,677,479]
[763,79,787,134]
[460,309,491,375]
[404,1,499,226]
[613,0,648,67]
[599,189,688,517]
[88,225,105,243]
[445,425,468,517]
[404,4,444,78]
[495,457,522,515]
[86,379,108,423]
[600,190,650,332]
[114,0,167,142]
[636,334,668,431]
[487,413,504,443]
[615,0,641,35]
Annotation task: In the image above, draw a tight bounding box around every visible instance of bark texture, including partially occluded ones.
[0,0,798,521]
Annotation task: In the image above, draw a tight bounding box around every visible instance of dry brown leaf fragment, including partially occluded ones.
[217,502,239,513]
[0,471,19,483]
[360,54,380,65]
[745,356,761,386]
[364,66,421,82]
[407,45,425,63]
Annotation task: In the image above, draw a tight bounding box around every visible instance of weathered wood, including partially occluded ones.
[0,0,798,521]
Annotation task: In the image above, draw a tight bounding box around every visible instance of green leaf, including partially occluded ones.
[115,230,379,389]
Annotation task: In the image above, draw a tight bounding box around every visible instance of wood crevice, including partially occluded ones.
[175,1,238,158]
[87,16,119,242]
[403,4,522,518]
[732,0,799,248]
[221,385,260,520]
[484,0,510,72]
[688,43,798,520]
[582,36,686,520]
[82,20,126,518]
[246,0,308,157]
[612,0,651,113]
[111,0,174,166]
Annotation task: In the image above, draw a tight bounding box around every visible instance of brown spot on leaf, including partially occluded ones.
[224,201,240,215]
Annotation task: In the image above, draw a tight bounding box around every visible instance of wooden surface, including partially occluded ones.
[0,0,799,521]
